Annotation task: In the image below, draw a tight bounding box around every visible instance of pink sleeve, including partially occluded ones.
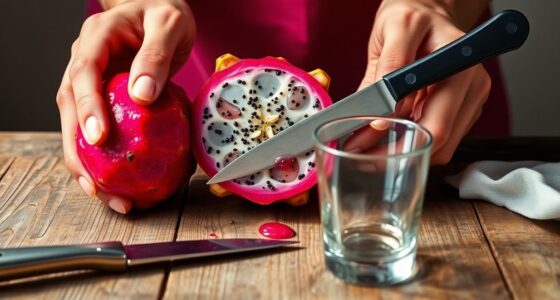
[86,0,103,15]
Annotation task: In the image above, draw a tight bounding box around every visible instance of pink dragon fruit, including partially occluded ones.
[192,54,332,205]
[76,73,193,210]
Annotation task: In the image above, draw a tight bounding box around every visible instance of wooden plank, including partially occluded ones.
[0,136,183,299]
[164,170,508,299]
[0,132,62,157]
[474,202,560,300]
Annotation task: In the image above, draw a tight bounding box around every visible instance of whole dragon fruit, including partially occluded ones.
[192,54,332,205]
[76,73,193,210]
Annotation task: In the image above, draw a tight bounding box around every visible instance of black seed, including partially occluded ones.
[126,151,134,162]
[298,174,305,180]
[222,82,229,88]
[216,162,221,168]
[207,147,213,154]
[216,149,221,154]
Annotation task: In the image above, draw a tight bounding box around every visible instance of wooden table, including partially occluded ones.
[0,132,559,299]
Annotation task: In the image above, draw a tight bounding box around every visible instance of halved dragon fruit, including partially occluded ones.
[192,54,332,205]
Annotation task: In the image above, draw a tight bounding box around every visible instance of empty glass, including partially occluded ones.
[313,116,432,285]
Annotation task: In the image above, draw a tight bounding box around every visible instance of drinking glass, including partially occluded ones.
[313,116,432,285]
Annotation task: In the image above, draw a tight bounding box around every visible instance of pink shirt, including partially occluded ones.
[88,1,510,135]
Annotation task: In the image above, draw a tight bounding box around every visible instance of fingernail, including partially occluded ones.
[85,116,102,145]
[132,75,156,102]
[108,197,128,214]
[78,176,96,196]
[370,120,390,130]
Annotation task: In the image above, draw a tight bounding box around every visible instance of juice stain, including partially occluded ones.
[258,222,296,239]
[209,232,217,239]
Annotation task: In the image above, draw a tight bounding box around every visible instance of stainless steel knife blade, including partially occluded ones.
[207,10,529,184]
[124,238,298,266]
[207,81,395,184]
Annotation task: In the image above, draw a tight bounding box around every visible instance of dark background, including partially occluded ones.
[0,0,85,131]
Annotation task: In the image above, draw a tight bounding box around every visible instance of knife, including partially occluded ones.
[208,9,529,184]
[0,239,297,280]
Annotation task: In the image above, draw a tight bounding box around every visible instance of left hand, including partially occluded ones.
[349,0,491,164]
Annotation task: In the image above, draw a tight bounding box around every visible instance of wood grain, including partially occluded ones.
[0,132,62,157]
[0,134,182,299]
[475,202,560,300]
[2,133,559,299]
[163,170,507,300]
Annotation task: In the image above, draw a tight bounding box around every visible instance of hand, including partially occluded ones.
[353,0,491,164]
[56,0,196,213]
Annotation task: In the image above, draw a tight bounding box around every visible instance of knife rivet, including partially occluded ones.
[506,22,518,34]
[461,46,473,57]
[405,73,416,85]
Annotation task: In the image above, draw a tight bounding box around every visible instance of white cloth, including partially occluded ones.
[445,161,560,220]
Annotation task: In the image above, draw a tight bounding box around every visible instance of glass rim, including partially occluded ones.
[312,116,433,160]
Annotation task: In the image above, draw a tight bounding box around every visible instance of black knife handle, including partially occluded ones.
[0,242,127,280]
[383,9,529,100]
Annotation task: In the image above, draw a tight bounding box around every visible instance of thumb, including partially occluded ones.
[129,10,193,104]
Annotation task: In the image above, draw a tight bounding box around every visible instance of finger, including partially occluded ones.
[431,67,490,164]
[343,123,390,153]
[373,14,431,82]
[69,18,111,146]
[57,59,97,197]
[129,7,193,104]
[414,68,474,155]
[97,191,133,214]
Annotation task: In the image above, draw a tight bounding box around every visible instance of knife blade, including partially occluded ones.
[0,239,297,280]
[208,9,529,184]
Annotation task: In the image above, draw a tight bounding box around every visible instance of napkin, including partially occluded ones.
[445,161,560,220]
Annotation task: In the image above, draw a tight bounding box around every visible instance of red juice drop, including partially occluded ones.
[258,222,296,239]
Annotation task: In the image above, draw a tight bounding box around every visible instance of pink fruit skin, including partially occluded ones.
[76,73,193,210]
[193,57,332,204]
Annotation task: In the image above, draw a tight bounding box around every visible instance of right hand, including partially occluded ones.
[56,0,196,214]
